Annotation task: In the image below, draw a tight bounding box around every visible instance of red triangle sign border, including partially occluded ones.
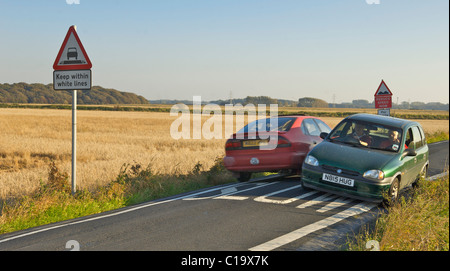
[53,25,92,71]
[374,80,393,96]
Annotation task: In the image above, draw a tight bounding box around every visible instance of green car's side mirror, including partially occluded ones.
[320,132,328,139]
[404,142,417,156]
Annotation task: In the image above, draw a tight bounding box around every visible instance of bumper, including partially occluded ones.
[224,152,306,172]
[301,164,394,203]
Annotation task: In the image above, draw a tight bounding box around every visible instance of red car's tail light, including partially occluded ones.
[225,140,241,150]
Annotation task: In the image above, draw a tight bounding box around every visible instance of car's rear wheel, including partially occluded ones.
[238,172,252,182]
[413,165,428,188]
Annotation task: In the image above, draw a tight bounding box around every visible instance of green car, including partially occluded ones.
[301,113,429,204]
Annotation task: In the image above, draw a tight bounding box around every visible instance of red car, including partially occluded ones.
[224,116,331,182]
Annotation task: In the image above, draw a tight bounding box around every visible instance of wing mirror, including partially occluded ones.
[404,142,417,156]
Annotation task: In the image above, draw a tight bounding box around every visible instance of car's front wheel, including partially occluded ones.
[383,178,400,206]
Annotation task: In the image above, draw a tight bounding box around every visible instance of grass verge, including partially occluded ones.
[0,158,234,235]
[426,131,449,144]
[346,173,449,251]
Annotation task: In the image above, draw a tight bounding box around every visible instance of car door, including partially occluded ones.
[313,118,332,135]
[402,126,427,187]
[300,118,322,152]
[412,125,428,179]
[401,127,417,188]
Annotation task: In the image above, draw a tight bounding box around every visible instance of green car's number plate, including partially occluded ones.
[322,173,355,187]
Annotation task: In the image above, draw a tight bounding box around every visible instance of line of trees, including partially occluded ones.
[0,83,149,105]
[207,96,449,111]
[2,84,448,111]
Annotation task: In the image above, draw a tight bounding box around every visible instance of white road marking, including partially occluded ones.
[429,141,447,145]
[183,182,278,201]
[213,182,278,199]
[183,182,249,201]
[249,202,377,251]
[221,187,238,194]
[295,193,336,209]
[426,171,449,181]
[254,185,314,204]
[316,197,354,213]
[215,195,249,201]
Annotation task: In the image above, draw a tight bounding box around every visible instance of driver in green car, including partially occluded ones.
[351,123,372,147]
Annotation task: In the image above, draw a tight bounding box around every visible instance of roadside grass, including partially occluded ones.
[0,158,234,235]
[346,173,449,251]
[426,130,449,144]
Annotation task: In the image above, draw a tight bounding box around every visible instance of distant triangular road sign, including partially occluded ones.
[53,25,92,70]
[374,80,393,96]
[374,80,393,109]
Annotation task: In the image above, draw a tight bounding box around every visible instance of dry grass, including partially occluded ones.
[1,108,448,201]
[347,174,449,251]
[0,109,226,200]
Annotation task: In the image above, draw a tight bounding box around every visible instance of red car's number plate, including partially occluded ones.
[242,140,269,148]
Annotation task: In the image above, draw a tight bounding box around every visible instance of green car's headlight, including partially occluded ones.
[363,169,385,180]
[305,155,319,167]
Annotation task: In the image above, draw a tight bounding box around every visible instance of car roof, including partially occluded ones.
[345,113,419,129]
[276,115,320,119]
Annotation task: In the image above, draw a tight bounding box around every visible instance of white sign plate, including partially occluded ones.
[377,108,390,116]
[53,70,91,90]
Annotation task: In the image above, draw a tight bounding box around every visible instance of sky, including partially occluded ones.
[0,0,448,104]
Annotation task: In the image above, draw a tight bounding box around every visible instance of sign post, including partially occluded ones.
[72,89,77,194]
[374,80,393,116]
[53,25,92,195]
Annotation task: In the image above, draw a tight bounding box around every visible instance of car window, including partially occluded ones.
[302,118,321,136]
[328,119,403,152]
[405,128,413,148]
[313,119,331,133]
[418,126,427,146]
[237,117,295,134]
[329,120,350,138]
[329,120,367,138]
[412,126,423,148]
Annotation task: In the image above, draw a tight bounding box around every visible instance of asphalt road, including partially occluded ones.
[0,141,448,251]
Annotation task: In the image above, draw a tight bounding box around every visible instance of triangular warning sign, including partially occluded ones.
[53,25,92,70]
[374,80,393,96]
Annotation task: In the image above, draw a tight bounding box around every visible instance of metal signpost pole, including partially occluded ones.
[72,89,77,195]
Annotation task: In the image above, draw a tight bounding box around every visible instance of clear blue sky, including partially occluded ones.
[0,0,448,104]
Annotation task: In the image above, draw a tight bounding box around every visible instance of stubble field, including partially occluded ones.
[0,107,448,201]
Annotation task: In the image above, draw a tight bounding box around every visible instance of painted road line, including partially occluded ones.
[316,197,354,213]
[183,182,248,201]
[214,182,279,200]
[295,193,335,209]
[215,195,249,201]
[249,202,377,251]
[426,171,449,181]
[214,187,249,200]
[254,185,308,204]
[184,182,278,201]
[221,187,238,194]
